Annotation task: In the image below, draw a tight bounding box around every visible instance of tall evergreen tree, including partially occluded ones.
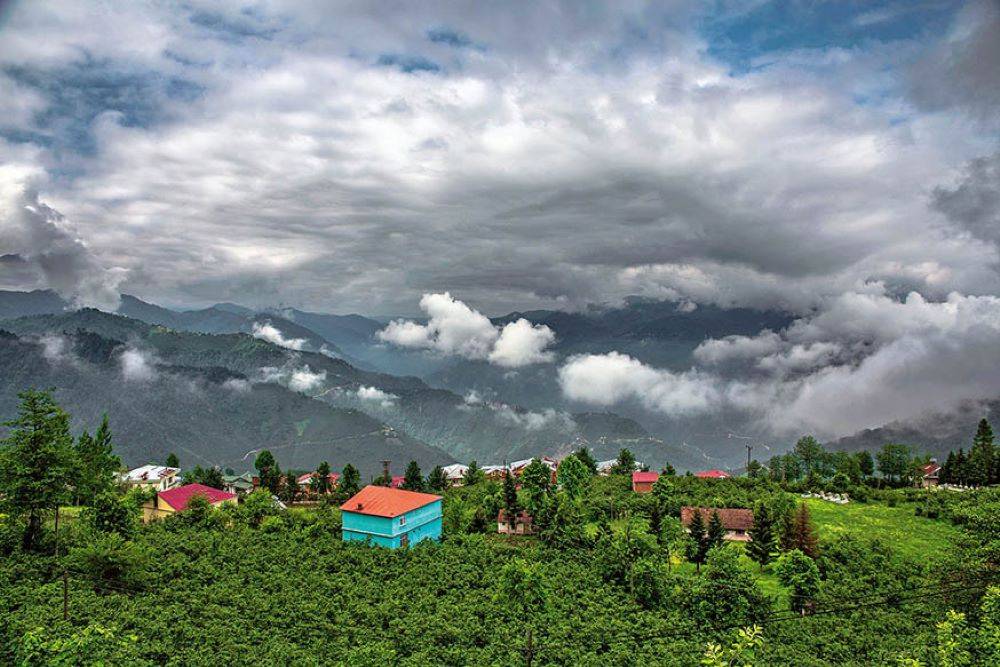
[75,414,121,505]
[707,510,726,552]
[0,389,77,550]
[779,509,796,552]
[940,451,956,485]
[954,448,968,485]
[282,472,299,502]
[312,461,333,495]
[574,447,598,474]
[747,503,776,567]
[401,460,425,492]
[686,509,709,569]
[649,502,663,545]
[611,448,636,475]
[502,469,520,530]
[339,463,361,500]
[854,450,875,479]
[165,452,179,468]
[463,460,485,486]
[427,465,448,492]
[969,418,995,486]
[521,458,552,513]
[254,450,281,493]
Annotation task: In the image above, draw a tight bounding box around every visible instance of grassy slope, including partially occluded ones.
[804,497,961,564]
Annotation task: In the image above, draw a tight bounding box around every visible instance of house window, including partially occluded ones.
[399,515,406,526]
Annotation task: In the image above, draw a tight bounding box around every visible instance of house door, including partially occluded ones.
[400,533,409,548]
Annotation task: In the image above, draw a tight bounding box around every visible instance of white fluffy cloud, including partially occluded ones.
[258,364,326,393]
[378,293,555,367]
[251,321,307,350]
[355,385,399,407]
[559,351,723,415]
[119,348,157,382]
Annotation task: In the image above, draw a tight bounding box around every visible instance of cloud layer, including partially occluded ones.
[378,293,555,367]
[0,1,995,315]
[559,290,1000,439]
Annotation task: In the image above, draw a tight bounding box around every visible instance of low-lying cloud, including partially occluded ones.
[378,293,555,368]
[560,290,1000,440]
[251,321,307,350]
[119,347,157,382]
[258,363,326,393]
[355,385,398,407]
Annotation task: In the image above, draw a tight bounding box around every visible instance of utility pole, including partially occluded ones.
[62,571,69,621]
[381,460,391,484]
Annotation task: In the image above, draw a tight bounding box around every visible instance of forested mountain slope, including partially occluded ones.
[0,329,451,476]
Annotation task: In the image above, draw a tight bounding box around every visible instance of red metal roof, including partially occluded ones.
[681,506,754,531]
[922,463,941,477]
[632,471,660,484]
[158,483,236,511]
[340,485,441,518]
[694,469,730,479]
[389,475,405,488]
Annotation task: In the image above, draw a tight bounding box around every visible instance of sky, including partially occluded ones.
[1,0,999,439]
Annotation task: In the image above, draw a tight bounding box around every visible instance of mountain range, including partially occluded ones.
[0,289,985,472]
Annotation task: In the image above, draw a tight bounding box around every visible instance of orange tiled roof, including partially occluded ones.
[340,485,441,518]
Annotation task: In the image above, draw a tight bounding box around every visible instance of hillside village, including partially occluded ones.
[3,389,1000,664]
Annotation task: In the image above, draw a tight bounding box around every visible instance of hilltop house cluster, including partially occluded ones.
[120,456,770,548]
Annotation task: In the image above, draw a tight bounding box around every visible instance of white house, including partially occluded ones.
[122,465,181,492]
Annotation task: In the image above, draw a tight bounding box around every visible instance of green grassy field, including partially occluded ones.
[804,497,961,564]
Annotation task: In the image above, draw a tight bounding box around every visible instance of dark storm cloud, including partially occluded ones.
[908,0,1000,125]
[934,152,1000,246]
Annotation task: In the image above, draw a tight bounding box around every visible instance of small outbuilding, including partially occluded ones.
[631,471,660,493]
[341,485,442,548]
[680,506,754,542]
[497,509,535,535]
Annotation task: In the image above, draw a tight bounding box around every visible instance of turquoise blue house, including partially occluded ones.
[341,485,443,548]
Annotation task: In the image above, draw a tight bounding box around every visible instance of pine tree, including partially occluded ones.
[165,452,180,468]
[747,503,775,567]
[0,389,77,550]
[282,472,299,502]
[969,418,995,486]
[687,509,708,569]
[339,463,361,500]
[254,450,281,493]
[611,448,636,475]
[427,465,448,492]
[75,414,121,505]
[940,451,956,485]
[649,502,663,545]
[707,510,726,552]
[463,460,484,486]
[312,462,333,494]
[575,447,598,474]
[502,469,520,530]
[954,449,967,485]
[402,460,424,491]
[779,509,796,552]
